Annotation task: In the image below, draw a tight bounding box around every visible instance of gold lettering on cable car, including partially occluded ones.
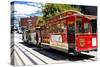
[80,39,85,47]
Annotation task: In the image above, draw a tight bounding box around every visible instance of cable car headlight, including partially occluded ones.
[92,38,96,46]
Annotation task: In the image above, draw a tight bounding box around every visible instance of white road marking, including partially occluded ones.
[81,51,98,58]
[19,43,57,64]
[15,45,34,65]
[14,50,24,66]
[16,44,45,64]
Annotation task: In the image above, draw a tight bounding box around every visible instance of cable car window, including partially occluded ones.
[61,20,67,33]
[77,18,83,33]
[49,25,53,33]
[56,21,67,33]
[48,21,67,33]
[53,24,57,33]
[61,23,66,32]
[68,22,75,34]
[84,23,90,33]
[91,19,97,33]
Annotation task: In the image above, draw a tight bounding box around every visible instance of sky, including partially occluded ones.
[11,0,44,28]
[11,0,44,18]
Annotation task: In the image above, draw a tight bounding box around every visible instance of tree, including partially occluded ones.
[36,16,46,27]
[42,3,81,21]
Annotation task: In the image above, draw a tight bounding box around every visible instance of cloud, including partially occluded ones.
[15,14,29,17]
[15,4,39,14]
[12,1,43,17]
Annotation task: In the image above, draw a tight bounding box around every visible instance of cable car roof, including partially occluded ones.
[47,10,97,23]
[84,15,97,20]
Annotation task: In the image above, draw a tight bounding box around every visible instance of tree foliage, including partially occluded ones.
[42,3,81,21]
[36,16,45,26]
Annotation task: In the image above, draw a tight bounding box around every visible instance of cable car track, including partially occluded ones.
[15,44,48,65]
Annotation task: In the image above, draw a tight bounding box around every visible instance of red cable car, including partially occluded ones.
[40,10,97,54]
[22,10,97,55]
